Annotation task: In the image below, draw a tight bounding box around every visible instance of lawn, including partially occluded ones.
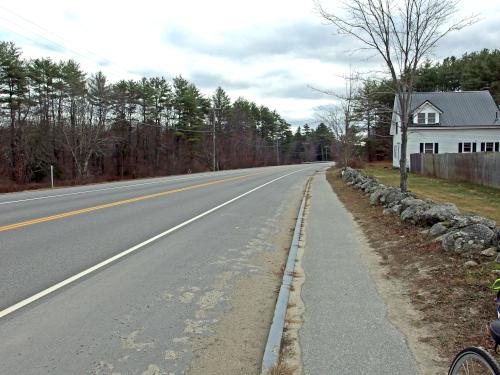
[362,162,500,223]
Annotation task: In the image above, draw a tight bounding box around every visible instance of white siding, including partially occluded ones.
[392,124,401,167]
[393,127,500,168]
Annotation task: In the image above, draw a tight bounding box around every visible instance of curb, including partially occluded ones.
[261,178,310,374]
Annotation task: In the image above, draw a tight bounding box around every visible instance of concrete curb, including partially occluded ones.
[261,178,310,374]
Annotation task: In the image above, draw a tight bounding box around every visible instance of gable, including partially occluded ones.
[413,101,443,115]
[412,101,441,125]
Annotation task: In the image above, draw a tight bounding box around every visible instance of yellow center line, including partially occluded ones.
[0,172,260,233]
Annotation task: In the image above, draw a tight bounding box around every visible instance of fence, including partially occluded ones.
[409,152,500,188]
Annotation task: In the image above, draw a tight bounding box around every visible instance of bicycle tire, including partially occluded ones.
[448,346,500,375]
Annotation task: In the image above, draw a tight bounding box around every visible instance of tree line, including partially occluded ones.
[0,41,332,187]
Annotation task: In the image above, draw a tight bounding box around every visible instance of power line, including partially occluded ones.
[0,8,132,81]
[0,5,132,77]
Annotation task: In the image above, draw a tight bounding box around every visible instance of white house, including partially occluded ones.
[390,91,500,168]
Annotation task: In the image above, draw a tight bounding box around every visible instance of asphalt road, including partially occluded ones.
[0,164,320,374]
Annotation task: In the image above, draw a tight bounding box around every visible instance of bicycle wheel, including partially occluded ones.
[448,347,500,375]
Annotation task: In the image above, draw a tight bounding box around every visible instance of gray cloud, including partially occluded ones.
[189,70,333,101]
[260,82,329,100]
[163,21,373,66]
[189,71,252,90]
[435,18,500,59]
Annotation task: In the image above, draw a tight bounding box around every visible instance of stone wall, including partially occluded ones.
[340,167,500,258]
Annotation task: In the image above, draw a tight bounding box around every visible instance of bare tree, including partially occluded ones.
[316,72,362,167]
[316,0,475,191]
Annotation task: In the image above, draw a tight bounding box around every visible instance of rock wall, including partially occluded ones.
[340,167,500,258]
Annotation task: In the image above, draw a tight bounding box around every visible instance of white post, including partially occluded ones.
[213,109,216,172]
[50,165,54,188]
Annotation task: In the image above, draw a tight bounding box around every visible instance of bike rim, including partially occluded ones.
[452,352,497,374]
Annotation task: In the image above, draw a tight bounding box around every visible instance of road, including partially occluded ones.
[0,164,322,374]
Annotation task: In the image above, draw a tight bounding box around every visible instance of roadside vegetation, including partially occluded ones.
[362,162,500,223]
[326,166,500,367]
[0,41,334,193]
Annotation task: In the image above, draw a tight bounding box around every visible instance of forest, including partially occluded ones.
[0,41,332,190]
[2,40,499,188]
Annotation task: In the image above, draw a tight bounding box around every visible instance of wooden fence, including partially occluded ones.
[409,152,500,188]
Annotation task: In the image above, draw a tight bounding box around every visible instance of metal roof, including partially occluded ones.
[394,91,500,127]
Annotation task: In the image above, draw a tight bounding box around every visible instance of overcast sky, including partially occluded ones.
[0,0,499,127]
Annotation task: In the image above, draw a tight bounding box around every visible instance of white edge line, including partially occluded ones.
[0,168,307,319]
[0,170,249,206]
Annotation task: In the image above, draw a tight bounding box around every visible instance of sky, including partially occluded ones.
[0,0,499,128]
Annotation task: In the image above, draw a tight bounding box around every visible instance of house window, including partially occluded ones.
[420,142,435,154]
[424,143,434,154]
[486,142,494,152]
[417,113,426,124]
[427,113,436,124]
[463,142,472,153]
[459,142,477,153]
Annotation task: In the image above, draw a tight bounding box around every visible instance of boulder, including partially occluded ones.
[464,260,478,268]
[430,222,448,237]
[362,181,379,193]
[400,203,431,224]
[365,185,380,194]
[481,247,497,257]
[388,204,402,216]
[341,168,357,183]
[381,188,406,206]
[494,228,500,247]
[421,203,459,225]
[449,215,496,230]
[442,224,496,254]
[369,188,386,206]
[400,197,426,211]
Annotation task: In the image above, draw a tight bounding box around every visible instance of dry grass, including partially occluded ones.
[265,362,298,375]
[362,161,500,223]
[287,271,300,278]
[326,166,500,364]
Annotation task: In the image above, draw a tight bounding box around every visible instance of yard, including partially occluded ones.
[362,162,500,223]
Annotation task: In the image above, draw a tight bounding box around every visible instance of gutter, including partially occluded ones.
[260,178,310,374]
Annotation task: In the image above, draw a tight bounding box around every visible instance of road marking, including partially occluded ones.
[0,170,246,206]
[0,168,306,319]
[0,173,259,233]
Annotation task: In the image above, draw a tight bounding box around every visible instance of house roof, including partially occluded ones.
[394,91,500,127]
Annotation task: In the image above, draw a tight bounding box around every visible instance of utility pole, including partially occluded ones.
[213,109,216,172]
[50,165,54,188]
[275,136,280,165]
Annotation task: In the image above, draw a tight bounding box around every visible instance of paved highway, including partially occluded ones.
[0,164,322,374]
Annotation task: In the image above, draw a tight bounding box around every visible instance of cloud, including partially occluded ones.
[259,82,329,100]
[435,18,500,59]
[163,21,372,66]
[189,71,252,90]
